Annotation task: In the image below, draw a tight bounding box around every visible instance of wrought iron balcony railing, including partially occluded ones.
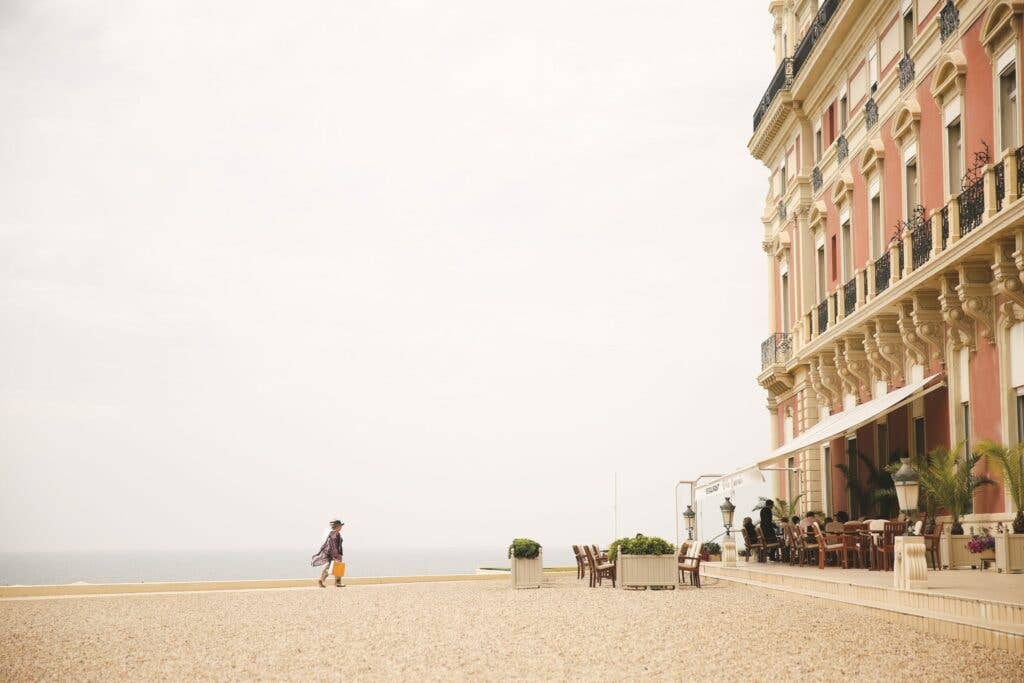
[843,278,856,315]
[1018,144,1024,199]
[911,221,932,270]
[817,299,829,334]
[753,58,793,131]
[940,205,949,250]
[874,251,890,295]
[812,166,822,192]
[865,97,878,130]
[996,160,1005,211]
[960,175,984,236]
[837,135,849,163]
[761,333,792,370]
[940,0,959,43]
[898,54,915,91]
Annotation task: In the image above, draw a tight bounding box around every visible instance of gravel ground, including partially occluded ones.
[2,574,1022,682]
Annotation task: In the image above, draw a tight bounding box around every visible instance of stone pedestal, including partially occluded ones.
[894,536,928,590]
[995,532,1024,574]
[721,534,737,567]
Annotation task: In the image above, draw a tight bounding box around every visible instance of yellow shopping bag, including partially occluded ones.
[331,561,346,578]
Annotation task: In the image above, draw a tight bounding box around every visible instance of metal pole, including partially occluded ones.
[676,474,724,546]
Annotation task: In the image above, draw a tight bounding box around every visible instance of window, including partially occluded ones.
[823,445,832,515]
[841,219,853,281]
[831,235,838,281]
[877,423,889,468]
[847,437,860,517]
[1016,393,1024,443]
[870,193,882,259]
[905,157,919,217]
[781,272,790,331]
[913,416,926,459]
[946,116,963,196]
[815,125,823,162]
[902,5,915,53]
[780,162,788,196]
[839,94,849,132]
[816,244,827,300]
[787,456,799,501]
[1000,61,1018,150]
[868,45,879,93]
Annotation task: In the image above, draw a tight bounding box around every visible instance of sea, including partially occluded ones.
[0,547,575,586]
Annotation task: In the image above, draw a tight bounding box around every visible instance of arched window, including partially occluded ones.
[931,52,968,198]
[980,2,1023,152]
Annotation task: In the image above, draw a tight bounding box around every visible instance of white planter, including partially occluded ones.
[616,553,677,589]
[510,550,542,589]
[996,532,1024,574]
[946,534,994,569]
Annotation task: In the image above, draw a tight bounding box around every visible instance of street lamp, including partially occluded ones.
[683,505,696,540]
[892,458,920,536]
[720,497,736,535]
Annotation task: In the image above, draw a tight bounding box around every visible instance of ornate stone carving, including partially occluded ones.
[833,344,857,397]
[817,353,841,407]
[897,300,928,367]
[862,322,890,384]
[841,336,872,399]
[874,314,904,385]
[807,360,830,408]
[911,289,944,362]
[957,261,995,344]
[992,238,1024,309]
[940,273,974,351]
[894,536,928,590]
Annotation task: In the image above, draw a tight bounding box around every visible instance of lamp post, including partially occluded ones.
[683,505,696,541]
[720,496,737,567]
[891,457,928,590]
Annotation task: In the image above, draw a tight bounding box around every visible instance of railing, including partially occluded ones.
[865,97,878,130]
[792,0,841,74]
[959,175,984,236]
[940,206,949,249]
[778,201,787,220]
[996,160,1005,211]
[753,0,840,132]
[843,278,856,315]
[940,0,959,43]
[761,333,792,370]
[874,251,890,294]
[898,239,905,275]
[911,222,932,270]
[837,135,848,163]
[753,58,793,131]
[1018,143,1024,199]
[898,54,915,91]
[812,166,822,192]
[817,299,829,334]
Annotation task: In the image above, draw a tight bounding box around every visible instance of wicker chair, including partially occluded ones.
[583,545,615,588]
[812,522,846,569]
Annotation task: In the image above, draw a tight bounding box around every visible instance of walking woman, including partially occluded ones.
[312,520,344,587]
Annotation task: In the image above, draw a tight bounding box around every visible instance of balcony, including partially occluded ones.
[751,0,841,133]
[940,0,959,43]
[874,251,890,294]
[898,54,915,91]
[842,277,856,315]
[761,333,792,370]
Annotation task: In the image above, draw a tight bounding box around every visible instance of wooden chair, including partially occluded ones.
[811,522,845,569]
[756,526,781,562]
[787,524,817,566]
[841,522,869,568]
[591,544,608,563]
[678,544,701,587]
[923,521,943,570]
[583,545,615,588]
[873,522,903,571]
[571,545,587,580]
[740,527,761,562]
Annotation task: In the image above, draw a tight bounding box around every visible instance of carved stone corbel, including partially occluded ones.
[911,289,944,362]
[897,300,928,367]
[817,352,841,407]
[807,359,833,408]
[834,344,857,397]
[862,321,890,384]
[987,237,1024,327]
[940,273,974,351]
[874,314,904,385]
[957,261,995,344]
[841,336,872,399]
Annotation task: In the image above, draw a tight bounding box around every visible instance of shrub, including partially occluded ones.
[702,541,721,555]
[507,538,541,559]
[607,534,675,562]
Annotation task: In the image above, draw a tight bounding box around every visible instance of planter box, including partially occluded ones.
[996,532,1024,574]
[946,534,995,569]
[616,553,677,589]
[707,554,721,562]
[510,550,542,589]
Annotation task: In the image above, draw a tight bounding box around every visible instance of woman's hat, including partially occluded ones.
[330,519,344,526]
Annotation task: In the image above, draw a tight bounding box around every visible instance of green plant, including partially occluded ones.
[834,450,899,518]
[974,439,1024,533]
[507,538,541,559]
[701,541,721,555]
[752,495,804,521]
[914,443,995,535]
[607,534,675,562]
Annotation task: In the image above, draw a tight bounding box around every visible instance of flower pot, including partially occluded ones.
[996,531,1024,574]
[947,535,995,569]
[510,550,542,589]
[708,554,722,562]
[1014,510,1024,535]
[616,553,677,589]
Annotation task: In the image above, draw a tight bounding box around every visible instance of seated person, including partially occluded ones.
[835,510,850,524]
[790,515,800,525]
[742,516,758,545]
[824,517,845,534]
[798,511,819,533]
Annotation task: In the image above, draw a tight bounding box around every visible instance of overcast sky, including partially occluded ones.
[1,1,773,552]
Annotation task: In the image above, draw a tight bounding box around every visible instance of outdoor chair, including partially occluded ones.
[873,522,903,571]
[811,522,846,569]
[678,543,701,587]
[923,521,943,570]
[571,545,587,580]
[591,544,608,563]
[741,527,761,562]
[756,526,780,562]
[787,524,816,566]
[583,545,615,588]
[841,522,869,568]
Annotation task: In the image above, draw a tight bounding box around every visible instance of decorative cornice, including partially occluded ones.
[957,260,996,344]
[940,272,974,352]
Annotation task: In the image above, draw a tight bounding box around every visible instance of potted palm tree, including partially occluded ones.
[915,443,995,569]
[835,450,900,518]
[508,538,542,589]
[609,534,677,589]
[975,440,1024,573]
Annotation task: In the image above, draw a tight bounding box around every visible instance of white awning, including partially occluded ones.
[766,374,943,461]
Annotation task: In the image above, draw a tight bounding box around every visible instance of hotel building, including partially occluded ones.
[751,0,1024,526]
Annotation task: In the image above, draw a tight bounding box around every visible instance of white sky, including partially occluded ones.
[1,0,773,552]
